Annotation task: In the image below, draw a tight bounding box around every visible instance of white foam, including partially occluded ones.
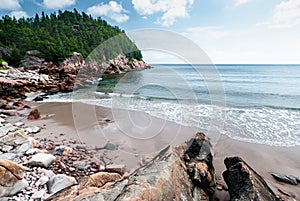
[43,91,300,147]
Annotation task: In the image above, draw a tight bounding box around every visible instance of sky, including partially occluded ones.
[1,0,300,64]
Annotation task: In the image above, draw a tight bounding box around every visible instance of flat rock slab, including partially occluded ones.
[47,174,77,195]
[271,173,299,185]
[28,153,56,168]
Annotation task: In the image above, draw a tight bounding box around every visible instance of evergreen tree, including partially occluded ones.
[0,10,143,66]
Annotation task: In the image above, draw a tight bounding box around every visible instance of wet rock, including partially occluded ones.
[33,95,44,102]
[223,156,278,201]
[0,159,28,197]
[47,174,77,194]
[27,109,40,120]
[106,164,126,175]
[271,173,299,185]
[28,153,56,168]
[103,142,118,150]
[75,145,86,150]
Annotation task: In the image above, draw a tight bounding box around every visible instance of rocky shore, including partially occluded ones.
[0,97,299,200]
[0,51,152,101]
[1,53,299,200]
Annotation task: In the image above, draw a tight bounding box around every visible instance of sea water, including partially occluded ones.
[44,64,300,147]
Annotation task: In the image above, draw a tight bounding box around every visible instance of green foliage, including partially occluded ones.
[0,9,142,66]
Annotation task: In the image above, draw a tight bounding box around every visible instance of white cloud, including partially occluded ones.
[259,0,300,28]
[87,1,129,23]
[9,10,28,19]
[132,0,194,26]
[0,0,21,10]
[42,0,76,10]
[234,0,251,7]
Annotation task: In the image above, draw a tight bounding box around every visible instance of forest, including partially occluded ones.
[0,9,143,66]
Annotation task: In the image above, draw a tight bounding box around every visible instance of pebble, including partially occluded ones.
[31,189,45,200]
[14,121,25,127]
[24,126,41,134]
[36,175,49,186]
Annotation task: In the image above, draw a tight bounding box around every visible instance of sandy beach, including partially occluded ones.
[16,101,300,200]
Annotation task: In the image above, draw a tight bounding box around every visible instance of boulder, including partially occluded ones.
[47,174,77,194]
[27,109,41,120]
[28,153,56,168]
[0,159,28,197]
[183,132,215,195]
[223,156,278,201]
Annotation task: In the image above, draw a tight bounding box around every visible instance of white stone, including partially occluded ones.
[14,122,24,127]
[24,126,40,134]
[47,174,77,194]
[36,175,49,186]
[28,153,56,168]
[31,189,45,200]
[0,179,29,197]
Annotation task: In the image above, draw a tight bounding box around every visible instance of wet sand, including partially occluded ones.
[23,102,300,200]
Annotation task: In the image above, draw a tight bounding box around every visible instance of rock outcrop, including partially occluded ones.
[0,52,152,100]
[49,132,214,201]
[223,156,279,201]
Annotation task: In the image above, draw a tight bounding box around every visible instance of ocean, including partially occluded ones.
[44,64,300,147]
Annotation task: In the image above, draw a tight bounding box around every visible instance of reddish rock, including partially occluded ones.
[87,172,122,188]
[27,109,40,120]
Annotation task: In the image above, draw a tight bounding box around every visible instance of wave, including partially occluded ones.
[44,91,300,147]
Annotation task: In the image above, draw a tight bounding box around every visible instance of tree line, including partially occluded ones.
[0,9,143,66]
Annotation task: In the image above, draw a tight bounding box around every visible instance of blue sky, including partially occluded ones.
[1,0,300,64]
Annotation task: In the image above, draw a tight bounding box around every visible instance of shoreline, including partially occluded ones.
[25,101,300,199]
